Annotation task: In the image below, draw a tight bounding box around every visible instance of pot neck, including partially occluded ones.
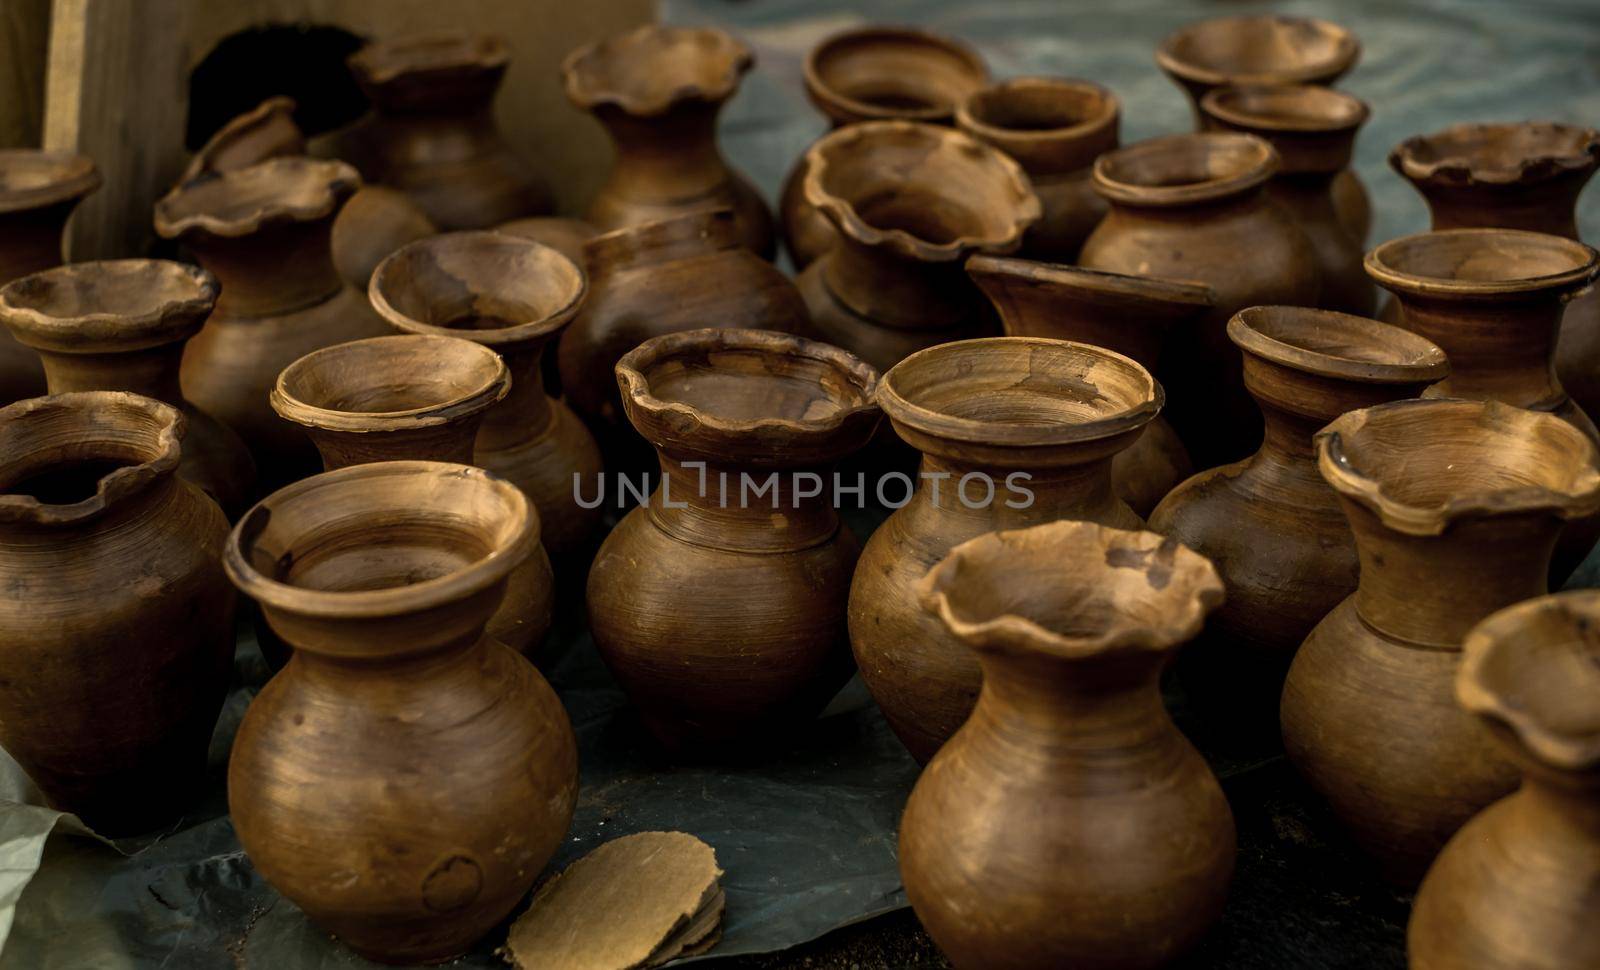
[1413,176,1587,239]
[822,235,975,329]
[0,204,73,282]
[476,342,553,444]
[187,216,344,318]
[910,451,1123,526]
[39,344,185,406]
[1391,295,1567,410]
[1514,776,1600,838]
[644,452,841,553]
[1244,356,1437,466]
[309,422,482,471]
[596,102,734,204]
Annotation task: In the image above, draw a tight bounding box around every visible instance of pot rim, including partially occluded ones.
[348,31,509,86]
[1154,14,1360,89]
[182,96,304,182]
[1199,83,1368,135]
[1389,121,1600,188]
[0,259,219,354]
[966,254,1217,314]
[154,157,360,240]
[956,76,1120,148]
[0,149,102,216]
[1092,132,1277,207]
[562,25,752,117]
[1227,305,1449,384]
[805,24,988,124]
[1365,228,1600,300]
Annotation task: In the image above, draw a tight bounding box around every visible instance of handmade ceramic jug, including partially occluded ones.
[781,25,988,269]
[1150,306,1447,741]
[587,328,879,756]
[0,150,101,403]
[849,337,1157,763]
[0,393,234,835]
[563,25,774,258]
[966,255,1211,516]
[226,460,577,965]
[1201,84,1374,315]
[1408,591,1600,970]
[370,231,604,567]
[903,521,1233,970]
[0,260,256,518]
[1281,399,1600,885]
[1080,132,1319,467]
[956,77,1119,262]
[495,216,598,265]
[797,121,1039,375]
[154,157,390,489]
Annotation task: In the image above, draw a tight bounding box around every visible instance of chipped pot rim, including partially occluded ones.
[154,157,361,240]
[562,25,753,117]
[1390,122,1600,188]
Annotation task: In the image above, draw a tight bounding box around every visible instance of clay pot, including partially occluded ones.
[346,32,552,229]
[226,460,577,964]
[495,216,598,266]
[956,77,1119,262]
[1281,398,1600,885]
[370,231,603,567]
[849,337,1157,763]
[181,96,304,180]
[965,255,1210,516]
[1080,132,1319,468]
[587,328,880,755]
[796,121,1039,375]
[903,520,1233,970]
[1201,84,1375,315]
[0,392,234,835]
[1150,306,1448,741]
[1409,590,1600,970]
[780,25,988,269]
[0,260,257,518]
[563,26,774,258]
[154,157,391,489]
[0,150,101,404]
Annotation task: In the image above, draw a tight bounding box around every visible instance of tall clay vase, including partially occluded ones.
[0,150,101,404]
[563,25,774,259]
[1409,591,1600,970]
[797,121,1040,375]
[587,328,880,756]
[903,521,1234,970]
[966,254,1212,517]
[956,77,1119,262]
[849,337,1158,763]
[1281,399,1600,885]
[1150,306,1447,741]
[226,461,577,965]
[0,393,235,835]
[780,25,988,269]
[370,231,604,568]
[1080,132,1319,468]
[0,260,257,518]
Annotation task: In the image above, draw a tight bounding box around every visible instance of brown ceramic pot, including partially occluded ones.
[965,255,1210,516]
[587,328,880,756]
[495,216,598,266]
[563,25,774,259]
[956,77,1119,262]
[903,521,1233,970]
[1281,399,1600,885]
[226,460,577,965]
[1408,590,1600,970]
[797,121,1039,375]
[0,150,101,404]
[0,260,257,518]
[849,337,1156,763]
[1080,132,1319,468]
[0,392,234,835]
[182,96,304,179]
[780,25,988,269]
[370,231,604,568]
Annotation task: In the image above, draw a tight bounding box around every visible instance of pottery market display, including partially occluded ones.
[0,260,256,518]
[1281,399,1600,886]
[587,328,879,755]
[903,521,1233,970]
[1408,591,1600,970]
[0,393,234,835]
[563,25,774,258]
[226,460,577,964]
[849,337,1156,763]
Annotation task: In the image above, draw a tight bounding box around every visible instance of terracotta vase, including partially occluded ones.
[153,157,391,489]
[563,25,774,259]
[1150,306,1447,741]
[0,260,257,518]
[797,121,1039,375]
[1201,83,1375,315]
[226,460,577,964]
[1281,398,1600,885]
[0,150,101,404]
[849,337,1157,763]
[587,328,879,755]
[1080,132,1319,468]
[956,77,1119,262]
[0,392,234,835]
[780,25,988,269]
[369,231,604,568]
[903,521,1234,970]
[1409,590,1600,970]
[495,216,598,266]
[965,254,1211,516]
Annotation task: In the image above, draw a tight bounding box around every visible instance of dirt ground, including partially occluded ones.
[718,910,950,970]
